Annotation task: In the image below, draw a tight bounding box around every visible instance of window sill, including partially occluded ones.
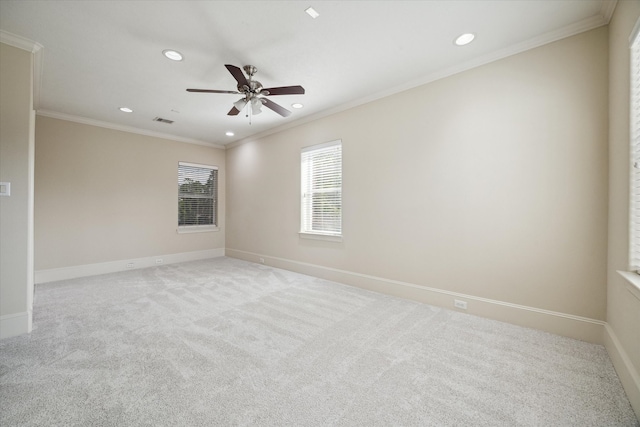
[177,226,219,234]
[299,232,343,242]
[617,271,640,301]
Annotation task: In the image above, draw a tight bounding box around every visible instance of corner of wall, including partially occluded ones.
[0,311,31,339]
[604,323,640,418]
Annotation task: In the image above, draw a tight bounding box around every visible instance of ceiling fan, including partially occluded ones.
[187,64,305,118]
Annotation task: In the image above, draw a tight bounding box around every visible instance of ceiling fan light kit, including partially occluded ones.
[187,64,305,120]
[233,98,248,111]
[250,97,263,115]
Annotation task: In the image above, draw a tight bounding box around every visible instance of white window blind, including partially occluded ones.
[631,28,640,270]
[178,162,218,227]
[301,140,342,236]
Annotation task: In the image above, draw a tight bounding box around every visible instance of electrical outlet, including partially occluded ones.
[126,263,134,269]
[454,299,467,310]
[155,259,163,264]
[0,182,10,196]
[259,258,265,264]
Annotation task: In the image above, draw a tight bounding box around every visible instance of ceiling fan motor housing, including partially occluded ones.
[239,80,264,96]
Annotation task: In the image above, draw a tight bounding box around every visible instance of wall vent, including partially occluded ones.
[153,117,174,124]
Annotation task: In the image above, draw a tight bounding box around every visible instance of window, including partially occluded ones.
[300,140,342,238]
[178,162,218,230]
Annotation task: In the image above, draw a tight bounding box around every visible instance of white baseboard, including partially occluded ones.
[0,311,32,339]
[226,248,606,344]
[35,248,225,284]
[604,324,640,419]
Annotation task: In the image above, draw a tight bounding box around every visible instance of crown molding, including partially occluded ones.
[600,0,618,24]
[228,13,610,150]
[1,34,222,149]
[5,5,613,153]
[36,110,225,149]
[0,30,42,53]
[1,30,44,110]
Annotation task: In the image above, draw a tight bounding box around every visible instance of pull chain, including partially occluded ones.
[245,99,252,125]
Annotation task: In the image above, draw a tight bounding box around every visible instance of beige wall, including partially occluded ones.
[35,116,225,270]
[607,0,640,418]
[0,42,34,337]
[227,28,609,326]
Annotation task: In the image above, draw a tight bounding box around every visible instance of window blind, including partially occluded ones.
[178,162,218,227]
[631,30,640,270]
[301,141,342,235]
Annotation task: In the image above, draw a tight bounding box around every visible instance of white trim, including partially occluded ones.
[300,140,343,237]
[629,25,640,270]
[178,162,218,170]
[601,0,618,24]
[604,323,640,417]
[301,139,341,153]
[617,270,640,296]
[631,16,640,45]
[0,30,42,53]
[0,311,31,340]
[298,232,343,242]
[34,248,225,284]
[26,109,35,330]
[36,110,225,149]
[0,31,44,111]
[226,248,605,343]
[227,14,610,151]
[177,226,219,234]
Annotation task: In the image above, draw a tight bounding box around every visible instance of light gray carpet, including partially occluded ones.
[0,257,637,426]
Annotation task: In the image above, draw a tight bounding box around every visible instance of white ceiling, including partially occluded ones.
[0,0,613,147]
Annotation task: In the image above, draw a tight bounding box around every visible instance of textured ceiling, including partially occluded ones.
[0,1,613,147]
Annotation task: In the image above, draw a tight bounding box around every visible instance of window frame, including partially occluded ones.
[299,140,343,242]
[630,20,640,272]
[177,161,219,234]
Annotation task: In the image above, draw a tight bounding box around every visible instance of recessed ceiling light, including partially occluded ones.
[291,103,303,109]
[225,131,234,136]
[119,107,133,113]
[305,7,319,19]
[162,49,183,61]
[454,33,475,46]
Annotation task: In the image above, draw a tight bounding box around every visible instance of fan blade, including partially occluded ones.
[261,98,291,117]
[262,85,305,96]
[227,106,241,116]
[225,64,249,87]
[187,89,240,94]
